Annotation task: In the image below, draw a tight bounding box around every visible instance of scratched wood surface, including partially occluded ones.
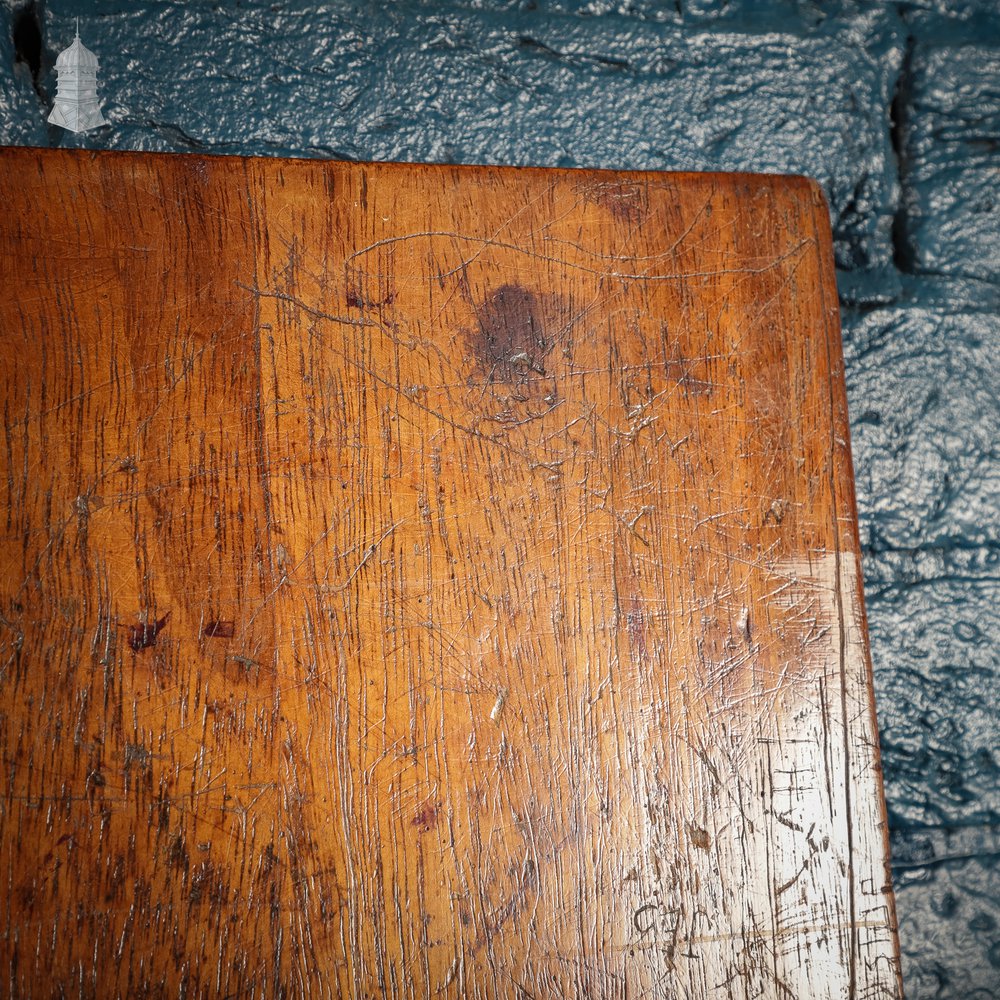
[0,147,902,999]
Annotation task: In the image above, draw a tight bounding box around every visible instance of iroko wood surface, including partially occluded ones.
[0,147,901,999]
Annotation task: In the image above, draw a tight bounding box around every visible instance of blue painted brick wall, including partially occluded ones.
[2,1,998,994]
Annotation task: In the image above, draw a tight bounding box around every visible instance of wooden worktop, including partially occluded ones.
[0,147,902,998]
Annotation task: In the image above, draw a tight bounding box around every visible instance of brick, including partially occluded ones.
[844,305,1000,550]
[899,20,1000,281]
[893,848,1000,997]
[866,548,1000,829]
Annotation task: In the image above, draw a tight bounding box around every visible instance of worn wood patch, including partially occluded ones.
[0,148,902,998]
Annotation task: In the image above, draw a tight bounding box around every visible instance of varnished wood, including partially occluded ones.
[0,148,902,998]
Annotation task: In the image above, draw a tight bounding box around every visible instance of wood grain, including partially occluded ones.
[0,147,902,998]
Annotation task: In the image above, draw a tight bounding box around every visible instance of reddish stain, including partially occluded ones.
[412,802,438,832]
[41,834,75,866]
[203,619,235,639]
[128,612,170,652]
[584,181,648,225]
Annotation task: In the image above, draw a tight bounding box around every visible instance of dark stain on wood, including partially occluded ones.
[203,619,235,639]
[469,284,554,382]
[188,861,228,907]
[127,612,170,652]
[582,180,649,225]
[687,823,712,851]
[411,802,439,832]
[123,743,152,772]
